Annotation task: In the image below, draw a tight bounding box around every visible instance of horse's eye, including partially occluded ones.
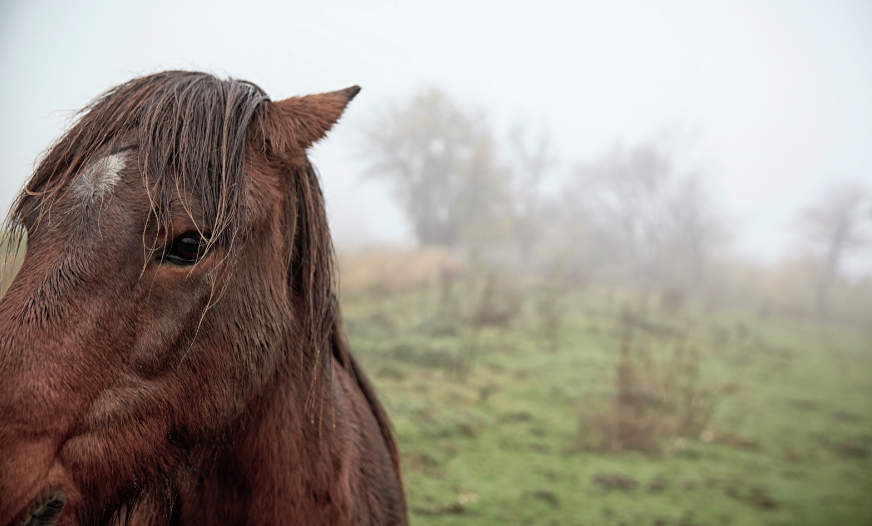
[160,232,210,265]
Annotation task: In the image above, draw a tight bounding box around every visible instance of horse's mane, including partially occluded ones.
[3,71,402,480]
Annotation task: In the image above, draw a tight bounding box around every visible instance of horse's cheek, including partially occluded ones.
[195,294,285,418]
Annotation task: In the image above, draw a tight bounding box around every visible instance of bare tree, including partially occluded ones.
[507,122,557,269]
[661,176,729,290]
[362,89,510,248]
[795,182,870,315]
[562,140,725,291]
[571,143,671,284]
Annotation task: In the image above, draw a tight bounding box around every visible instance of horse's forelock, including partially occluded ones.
[6,71,270,255]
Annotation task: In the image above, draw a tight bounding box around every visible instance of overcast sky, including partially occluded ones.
[1,0,870,267]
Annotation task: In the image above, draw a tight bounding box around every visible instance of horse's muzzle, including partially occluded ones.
[10,489,66,526]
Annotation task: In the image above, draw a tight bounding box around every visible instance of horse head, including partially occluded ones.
[0,71,404,526]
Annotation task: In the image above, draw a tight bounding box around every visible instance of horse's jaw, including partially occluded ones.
[12,489,67,526]
[1,456,81,526]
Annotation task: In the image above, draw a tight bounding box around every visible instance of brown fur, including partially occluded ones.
[0,71,406,526]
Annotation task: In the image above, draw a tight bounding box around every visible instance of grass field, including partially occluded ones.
[339,269,872,525]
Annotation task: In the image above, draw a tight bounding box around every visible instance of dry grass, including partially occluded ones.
[337,246,463,296]
[536,269,570,353]
[0,230,26,299]
[578,306,715,454]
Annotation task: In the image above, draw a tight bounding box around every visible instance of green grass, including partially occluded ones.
[341,284,872,526]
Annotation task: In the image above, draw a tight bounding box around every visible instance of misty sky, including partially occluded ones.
[1,0,870,268]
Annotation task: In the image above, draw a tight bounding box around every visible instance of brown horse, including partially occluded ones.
[0,71,407,526]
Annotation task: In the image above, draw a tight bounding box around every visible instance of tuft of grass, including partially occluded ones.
[576,327,715,454]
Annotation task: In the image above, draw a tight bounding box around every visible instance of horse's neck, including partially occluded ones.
[173,357,356,524]
[164,327,406,526]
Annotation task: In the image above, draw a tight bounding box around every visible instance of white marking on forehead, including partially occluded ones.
[73,152,128,206]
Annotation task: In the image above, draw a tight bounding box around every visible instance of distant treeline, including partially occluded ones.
[359,89,872,324]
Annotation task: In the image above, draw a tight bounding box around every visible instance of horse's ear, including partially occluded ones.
[261,86,360,156]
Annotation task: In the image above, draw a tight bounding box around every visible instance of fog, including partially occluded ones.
[2,0,871,271]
